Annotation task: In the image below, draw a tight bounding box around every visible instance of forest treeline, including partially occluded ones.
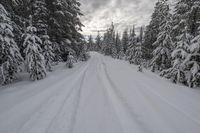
[88,0,200,88]
[0,0,88,85]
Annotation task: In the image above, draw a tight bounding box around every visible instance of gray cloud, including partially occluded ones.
[79,0,174,36]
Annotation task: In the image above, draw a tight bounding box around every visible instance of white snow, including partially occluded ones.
[0,52,200,133]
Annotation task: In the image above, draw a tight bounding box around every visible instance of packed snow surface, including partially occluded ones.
[0,52,200,133]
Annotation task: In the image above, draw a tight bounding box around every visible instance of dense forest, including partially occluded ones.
[1,0,200,88]
[88,0,200,88]
[0,0,88,85]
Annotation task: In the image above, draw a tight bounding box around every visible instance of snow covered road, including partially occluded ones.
[1,52,200,133]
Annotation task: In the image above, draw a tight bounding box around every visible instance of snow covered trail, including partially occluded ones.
[1,52,200,133]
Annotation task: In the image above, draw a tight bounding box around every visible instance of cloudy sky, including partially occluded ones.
[79,0,175,36]
[79,0,160,36]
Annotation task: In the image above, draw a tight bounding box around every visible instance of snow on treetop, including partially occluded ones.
[0,4,8,16]
[27,26,37,33]
[43,35,50,39]
[65,39,71,44]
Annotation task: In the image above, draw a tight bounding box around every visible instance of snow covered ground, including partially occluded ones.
[0,52,200,133]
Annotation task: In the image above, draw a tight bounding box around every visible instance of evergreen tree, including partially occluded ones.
[161,27,192,84]
[101,32,108,54]
[110,24,117,58]
[132,38,143,65]
[66,52,75,68]
[115,32,121,54]
[95,31,102,51]
[23,16,46,81]
[52,37,61,63]
[103,31,112,55]
[101,23,116,56]
[122,29,129,54]
[139,26,144,43]
[188,0,200,36]
[126,26,136,63]
[183,26,200,87]
[32,0,48,41]
[0,4,23,85]
[160,0,200,86]
[87,35,94,51]
[46,0,83,60]
[171,0,200,42]
[79,41,89,61]
[151,3,173,71]
[43,34,54,71]
[143,0,168,60]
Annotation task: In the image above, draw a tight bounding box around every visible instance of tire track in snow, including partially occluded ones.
[122,62,200,127]
[96,56,125,133]
[47,58,94,133]
[17,60,92,133]
[136,79,200,127]
[98,58,149,133]
[104,58,200,133]
[71,55,125,133]
[0,62,88,115]
[129,77,200,133]
[102,60,180,133]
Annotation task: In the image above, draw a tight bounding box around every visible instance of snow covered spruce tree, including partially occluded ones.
[32,0,48,41]
[151,2,173,72]
[110,24,117,58]
[179,0,200,87]
[143,0,167,60]
[95,31,102,51]
[101,23,116,57]
[115,32,123,59]
[133,38,143,65]
[23,16,46,81]
[87,35,94,51]
[102,31,111,55]
[122,29,129,54]
[161,27,192,84]
[133,27,144,66]
[79,41,89,61]
[172,0,199,39]
[160,0,200,87]
[126,26,136,63]
[46,0,84,60]
[0,4,23,85]
[66,52,75,68]
[182,26,200,87]
[43,34,54,71]
[171,0,193,42]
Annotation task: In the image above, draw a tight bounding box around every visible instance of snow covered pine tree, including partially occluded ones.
[161,27,192,84]
[43,34,54,71]
[32,0,48,40]
[0,4,23,85]
[160,0,200,87]
[182,0,200,87]
[23,16,46,81]
[66,52,75,68]
[143,0,166,60]
[134,38,143,66]
[151,1,173,72]
[126,26,136,64]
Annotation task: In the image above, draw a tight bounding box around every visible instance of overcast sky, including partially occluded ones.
[79,0,160,36]
[79,0,175,36]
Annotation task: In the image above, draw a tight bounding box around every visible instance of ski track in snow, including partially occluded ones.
[0,52,200,133]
